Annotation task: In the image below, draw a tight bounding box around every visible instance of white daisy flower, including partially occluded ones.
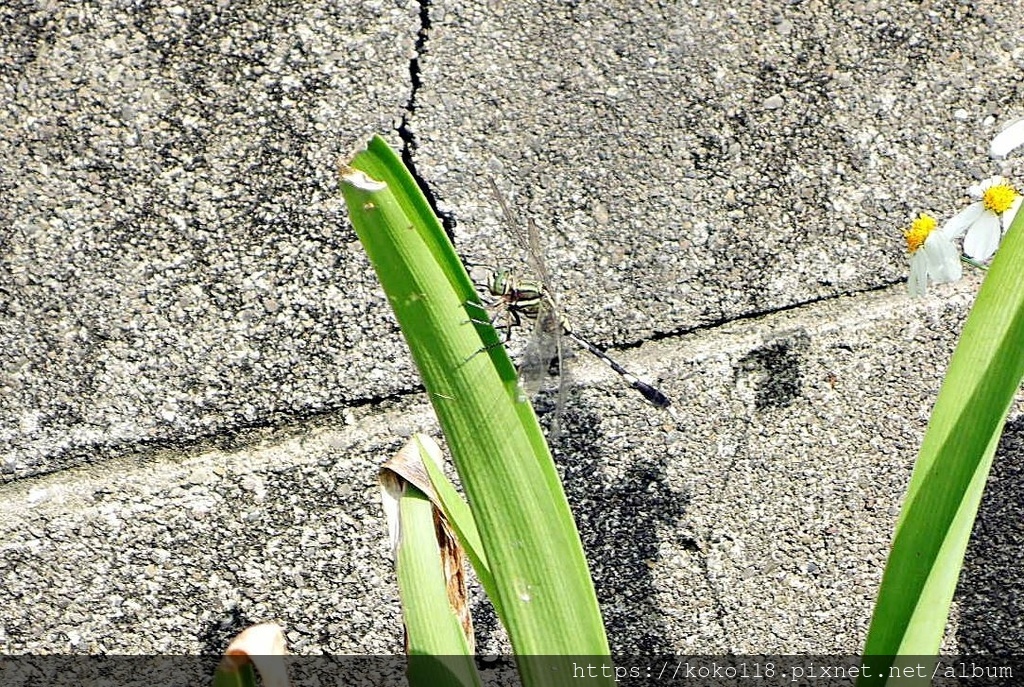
[905,213,962,297]
[943,176,1021,261]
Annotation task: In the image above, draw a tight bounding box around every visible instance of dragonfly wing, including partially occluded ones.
[488,178,571,436]
[517,303,570,438]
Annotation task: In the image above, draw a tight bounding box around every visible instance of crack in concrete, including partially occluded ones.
[397,0,455,235]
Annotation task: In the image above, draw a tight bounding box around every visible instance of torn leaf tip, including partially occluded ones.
[339,165,387,191]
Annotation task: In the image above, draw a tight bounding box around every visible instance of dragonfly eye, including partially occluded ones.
[489,270,509,295]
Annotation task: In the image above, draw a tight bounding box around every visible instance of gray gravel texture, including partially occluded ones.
[1,0,419,477]
[3,279,1022,654]
[1,0,1023,658]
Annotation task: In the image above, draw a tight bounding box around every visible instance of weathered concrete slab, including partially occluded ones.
[2,276,1021,654]
[1,1,419,477]
[2,0,1023,660]
[414,0,1024,340]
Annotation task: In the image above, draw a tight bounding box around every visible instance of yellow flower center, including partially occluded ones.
[982,182,1019,214]
[904,213,937,253]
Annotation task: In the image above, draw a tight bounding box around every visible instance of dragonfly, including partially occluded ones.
[482,179,672,410]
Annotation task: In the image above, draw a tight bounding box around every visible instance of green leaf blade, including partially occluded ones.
[341,137,613,684]
[860,208,1024,683]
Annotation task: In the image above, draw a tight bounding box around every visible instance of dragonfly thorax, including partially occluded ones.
[488,270,546,315]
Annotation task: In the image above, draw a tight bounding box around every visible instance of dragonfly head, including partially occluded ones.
[488,269,512,297]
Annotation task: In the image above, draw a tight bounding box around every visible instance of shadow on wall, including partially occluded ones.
[956,416,1024,653]
[558,404,692,654]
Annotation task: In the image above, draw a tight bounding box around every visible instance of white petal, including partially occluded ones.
[908,233,962,296]
[941,203,984,238]
[969,175,1008,198]
[907,251,928,296]
[963,212,1001,261]
[991,117,1024,159]
[1002,196,1023,233]
[923,234,962,283]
